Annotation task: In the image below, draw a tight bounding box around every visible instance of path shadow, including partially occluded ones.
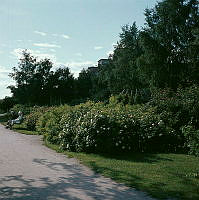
[0,158,150,200]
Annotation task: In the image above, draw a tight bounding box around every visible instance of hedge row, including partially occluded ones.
[11,85,199,156]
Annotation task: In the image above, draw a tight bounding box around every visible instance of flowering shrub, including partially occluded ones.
[150,85,199,155]
[59,101,104,151]
[36,105,71,144]
[21,88,199,156]
[24,107,50,131]
[59,103,177,154]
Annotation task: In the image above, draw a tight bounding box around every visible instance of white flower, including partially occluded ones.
[115,143,119,146]
[122,146,125,149]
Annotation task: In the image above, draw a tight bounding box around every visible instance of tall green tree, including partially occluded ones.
[138,0,199,88]
[9,50,75,105]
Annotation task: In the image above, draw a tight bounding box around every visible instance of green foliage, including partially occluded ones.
[3,0,199,157]
[36,105,71,144]
[149,85,199,155]
[9,50,75,105]
[59,101,104,151]
[151,85,199,130]
[0,113,9,122]
[139,0,199,88]
[24,107,49,131]
[9,97,199,156]
[0,97,16,112]
[10,104,32,115]
[182,125,199,156]
[58,102,179,154]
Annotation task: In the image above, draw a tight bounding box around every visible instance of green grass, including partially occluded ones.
[12,124,38,135]
[4,124,199,200]
[0,122,38,135]
[13,124,38,135]
[45,140,199,200]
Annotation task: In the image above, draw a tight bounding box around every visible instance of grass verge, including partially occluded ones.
[12,124,38,135]
[44,140,199,200]
[0,122,38,135]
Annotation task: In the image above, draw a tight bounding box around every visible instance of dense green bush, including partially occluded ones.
[0,97,16,113]
[181,125,199,156]
[24,107,50,131]
[0,113,9,122]
[150,85,199,155]
[13,91,199,156]
[151,85,199,129]
[10,104,33,116]
[59,101,104,151]
[36,105,71,144]
[59,103,179,154]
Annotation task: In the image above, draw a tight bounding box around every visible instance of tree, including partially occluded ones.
[9,50,75,105]
[0,97,16,112]
[96,22,144,100]
[138,0,199,88]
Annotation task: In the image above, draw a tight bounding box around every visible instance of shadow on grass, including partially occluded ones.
[80,153,198,200]
[94,152,174,163]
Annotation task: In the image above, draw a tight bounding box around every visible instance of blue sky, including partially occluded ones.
[0,0,157,99]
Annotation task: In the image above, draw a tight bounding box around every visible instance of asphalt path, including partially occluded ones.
[0,124,156,200]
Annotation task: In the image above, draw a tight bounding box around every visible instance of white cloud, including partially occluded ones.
[94,46,103,50]
[10,48,95,78]
[0,66,13,98]
[106,43,116,57]
[11,48,57,64]
[52,33,70,40]
[65,61,95,68]
[107,50,114,57]
[34,31,47,36]
[62,34,70,39]
[55,61,96,77]
[0,66,11,83]
[0,78,13,98]
[0,66,11,74]
[33,43,61,48]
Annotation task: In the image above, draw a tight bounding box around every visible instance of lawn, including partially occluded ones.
[46,141,199,200]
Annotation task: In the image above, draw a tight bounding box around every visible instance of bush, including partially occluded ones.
[18,86,199,156]
[10,104,33,116]
[151,85,199,130]
[24,107,50,131]
[36,105,71,144]
[182,125,199,156]
[59,102,178,154]
[59,101,104,151]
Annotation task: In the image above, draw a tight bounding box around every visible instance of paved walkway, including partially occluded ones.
[0,124,156,200]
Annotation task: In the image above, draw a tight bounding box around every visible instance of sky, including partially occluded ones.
[0,0,158,99]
